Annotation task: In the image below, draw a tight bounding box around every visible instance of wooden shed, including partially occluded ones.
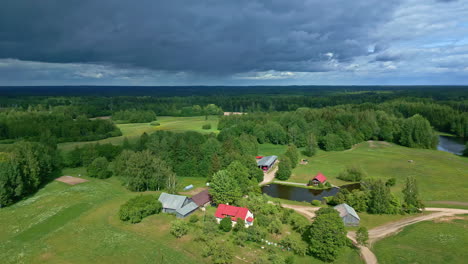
[334,203,360,226]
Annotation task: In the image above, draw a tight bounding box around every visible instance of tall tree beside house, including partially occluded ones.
[366,179,394,214]
[225,161,258,194]
[304,207,347,262]
[210,170,242,205]
[285,144,299,168]
[275,157,292,181]
[402,176,424,212]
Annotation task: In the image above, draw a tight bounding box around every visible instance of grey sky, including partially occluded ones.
[0,0,467,85]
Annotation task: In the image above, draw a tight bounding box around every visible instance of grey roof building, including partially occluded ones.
[334,203,360,226]
[158,192,198,218]
[257,155,278,171]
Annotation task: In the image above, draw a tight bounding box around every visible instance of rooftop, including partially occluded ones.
[334,203,360,220]
[257,155,278,167]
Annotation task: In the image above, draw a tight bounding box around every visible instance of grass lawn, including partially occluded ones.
[0,170,364,264]
[349,212,429,230]
[258,143,288,156]
[58,116,219,152]
[288,141,468,202]
[373,217,468,264]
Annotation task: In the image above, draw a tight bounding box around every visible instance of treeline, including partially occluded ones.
[0,141,58,207]
[218,106,438,151]
[0,110,121,142]
[112,109,157,123]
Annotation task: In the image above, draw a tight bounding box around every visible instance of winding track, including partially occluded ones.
[276,203,468,264]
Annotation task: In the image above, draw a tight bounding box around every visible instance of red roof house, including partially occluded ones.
[308,172,327,186]
[215,204,254,227]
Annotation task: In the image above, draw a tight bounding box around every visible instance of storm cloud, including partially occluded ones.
[0,0,467,85]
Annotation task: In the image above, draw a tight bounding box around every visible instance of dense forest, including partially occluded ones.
[0,86,467,207]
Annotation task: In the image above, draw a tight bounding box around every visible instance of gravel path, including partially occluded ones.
[259,161,279,185]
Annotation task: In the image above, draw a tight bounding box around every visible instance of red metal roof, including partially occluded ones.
[246,217,253,222]
[215,204,250,221]
[313,172,327,183]
[256,156,264,159]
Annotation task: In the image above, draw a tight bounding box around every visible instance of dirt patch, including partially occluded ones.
[179,187,207,196]
[55,176,89,185]
[367,140,376,148]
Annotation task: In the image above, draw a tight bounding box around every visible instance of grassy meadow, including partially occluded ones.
[58,116,219,151]
[0,168,362,264]
[373,217,468,264]
[285,141,468,202]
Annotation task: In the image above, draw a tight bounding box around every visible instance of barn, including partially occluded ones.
[158,192,198,218]
[334,203,360,226]
[191,189,212,207]
[256,155,278,172]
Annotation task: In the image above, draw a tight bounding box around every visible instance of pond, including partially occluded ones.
[437,135,466,155]
[261,183,360,202]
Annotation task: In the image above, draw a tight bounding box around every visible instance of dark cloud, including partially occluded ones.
[0,0,402,75]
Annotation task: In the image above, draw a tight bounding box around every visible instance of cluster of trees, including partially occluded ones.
[337,165,367,182]
[119,195,162,223]
[0,110,121,142]
[218,106,439,152]
[329,176,423,214]
[143,131,261,179]
[0,141,58,207]
[65,143,122,167]
[112,109,157,123]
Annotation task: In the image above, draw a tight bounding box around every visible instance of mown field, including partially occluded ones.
[279,141,468,202]
[58,116,219,151]
[0,168,362,264]
[373,217,468,264]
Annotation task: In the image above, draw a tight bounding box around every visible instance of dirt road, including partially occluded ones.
[279,204,468,264]
[279,203,320,219]
[259,161,279,185]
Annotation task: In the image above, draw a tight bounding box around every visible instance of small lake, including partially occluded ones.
[437,136,465,155]
[261,183,361,202]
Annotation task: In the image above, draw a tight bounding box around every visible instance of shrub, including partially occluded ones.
[87,157,112,179]
[267,219,282,234]
[150,121,160,126]
[311,200,321,206]
[386,177,396,187]
[318,183,324,188]
[280,234,308,256]
[119,195,162,223]
[356,226,369,246]
[170,219,189,238]
[189,214,199,223]
[325,182,331,188]
[219,217,232,232]
[337,165,366,182]
[233,217,246,232]
[202,123,212,130]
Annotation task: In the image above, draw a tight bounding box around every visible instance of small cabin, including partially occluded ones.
[308,172,327,186]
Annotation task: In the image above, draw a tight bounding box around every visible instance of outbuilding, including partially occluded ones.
[215,204,254,228]
[309,172,327,186]
[334,203,360,226]
[191,189,212,207]
[158,192,198,218]
[257,155,278,172]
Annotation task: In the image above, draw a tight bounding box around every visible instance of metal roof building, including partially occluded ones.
[158,192,198,218]
[257,155,278,171]
[334,203,360,226]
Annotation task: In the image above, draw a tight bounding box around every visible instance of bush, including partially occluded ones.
[280,234,308,256]
[356,226,369,246]
[189,214,199,223]
[311,200,321,206]
[219,217,232,232]
[337,165,366,182]
[386,178,396,187]
[233,217,246,232]
[202,123,212,130]
[170,219,189,238]
[119,195,162,223]
[87,157,112,179]
[150,121,160,126]
[325,182,331,188]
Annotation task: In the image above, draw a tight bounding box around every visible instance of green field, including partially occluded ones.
[58,116,219,151]
[0,168,363,264]
[373,218,468,264]
[287,141,468,202]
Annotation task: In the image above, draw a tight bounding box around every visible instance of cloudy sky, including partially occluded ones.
[1,0,468,85]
